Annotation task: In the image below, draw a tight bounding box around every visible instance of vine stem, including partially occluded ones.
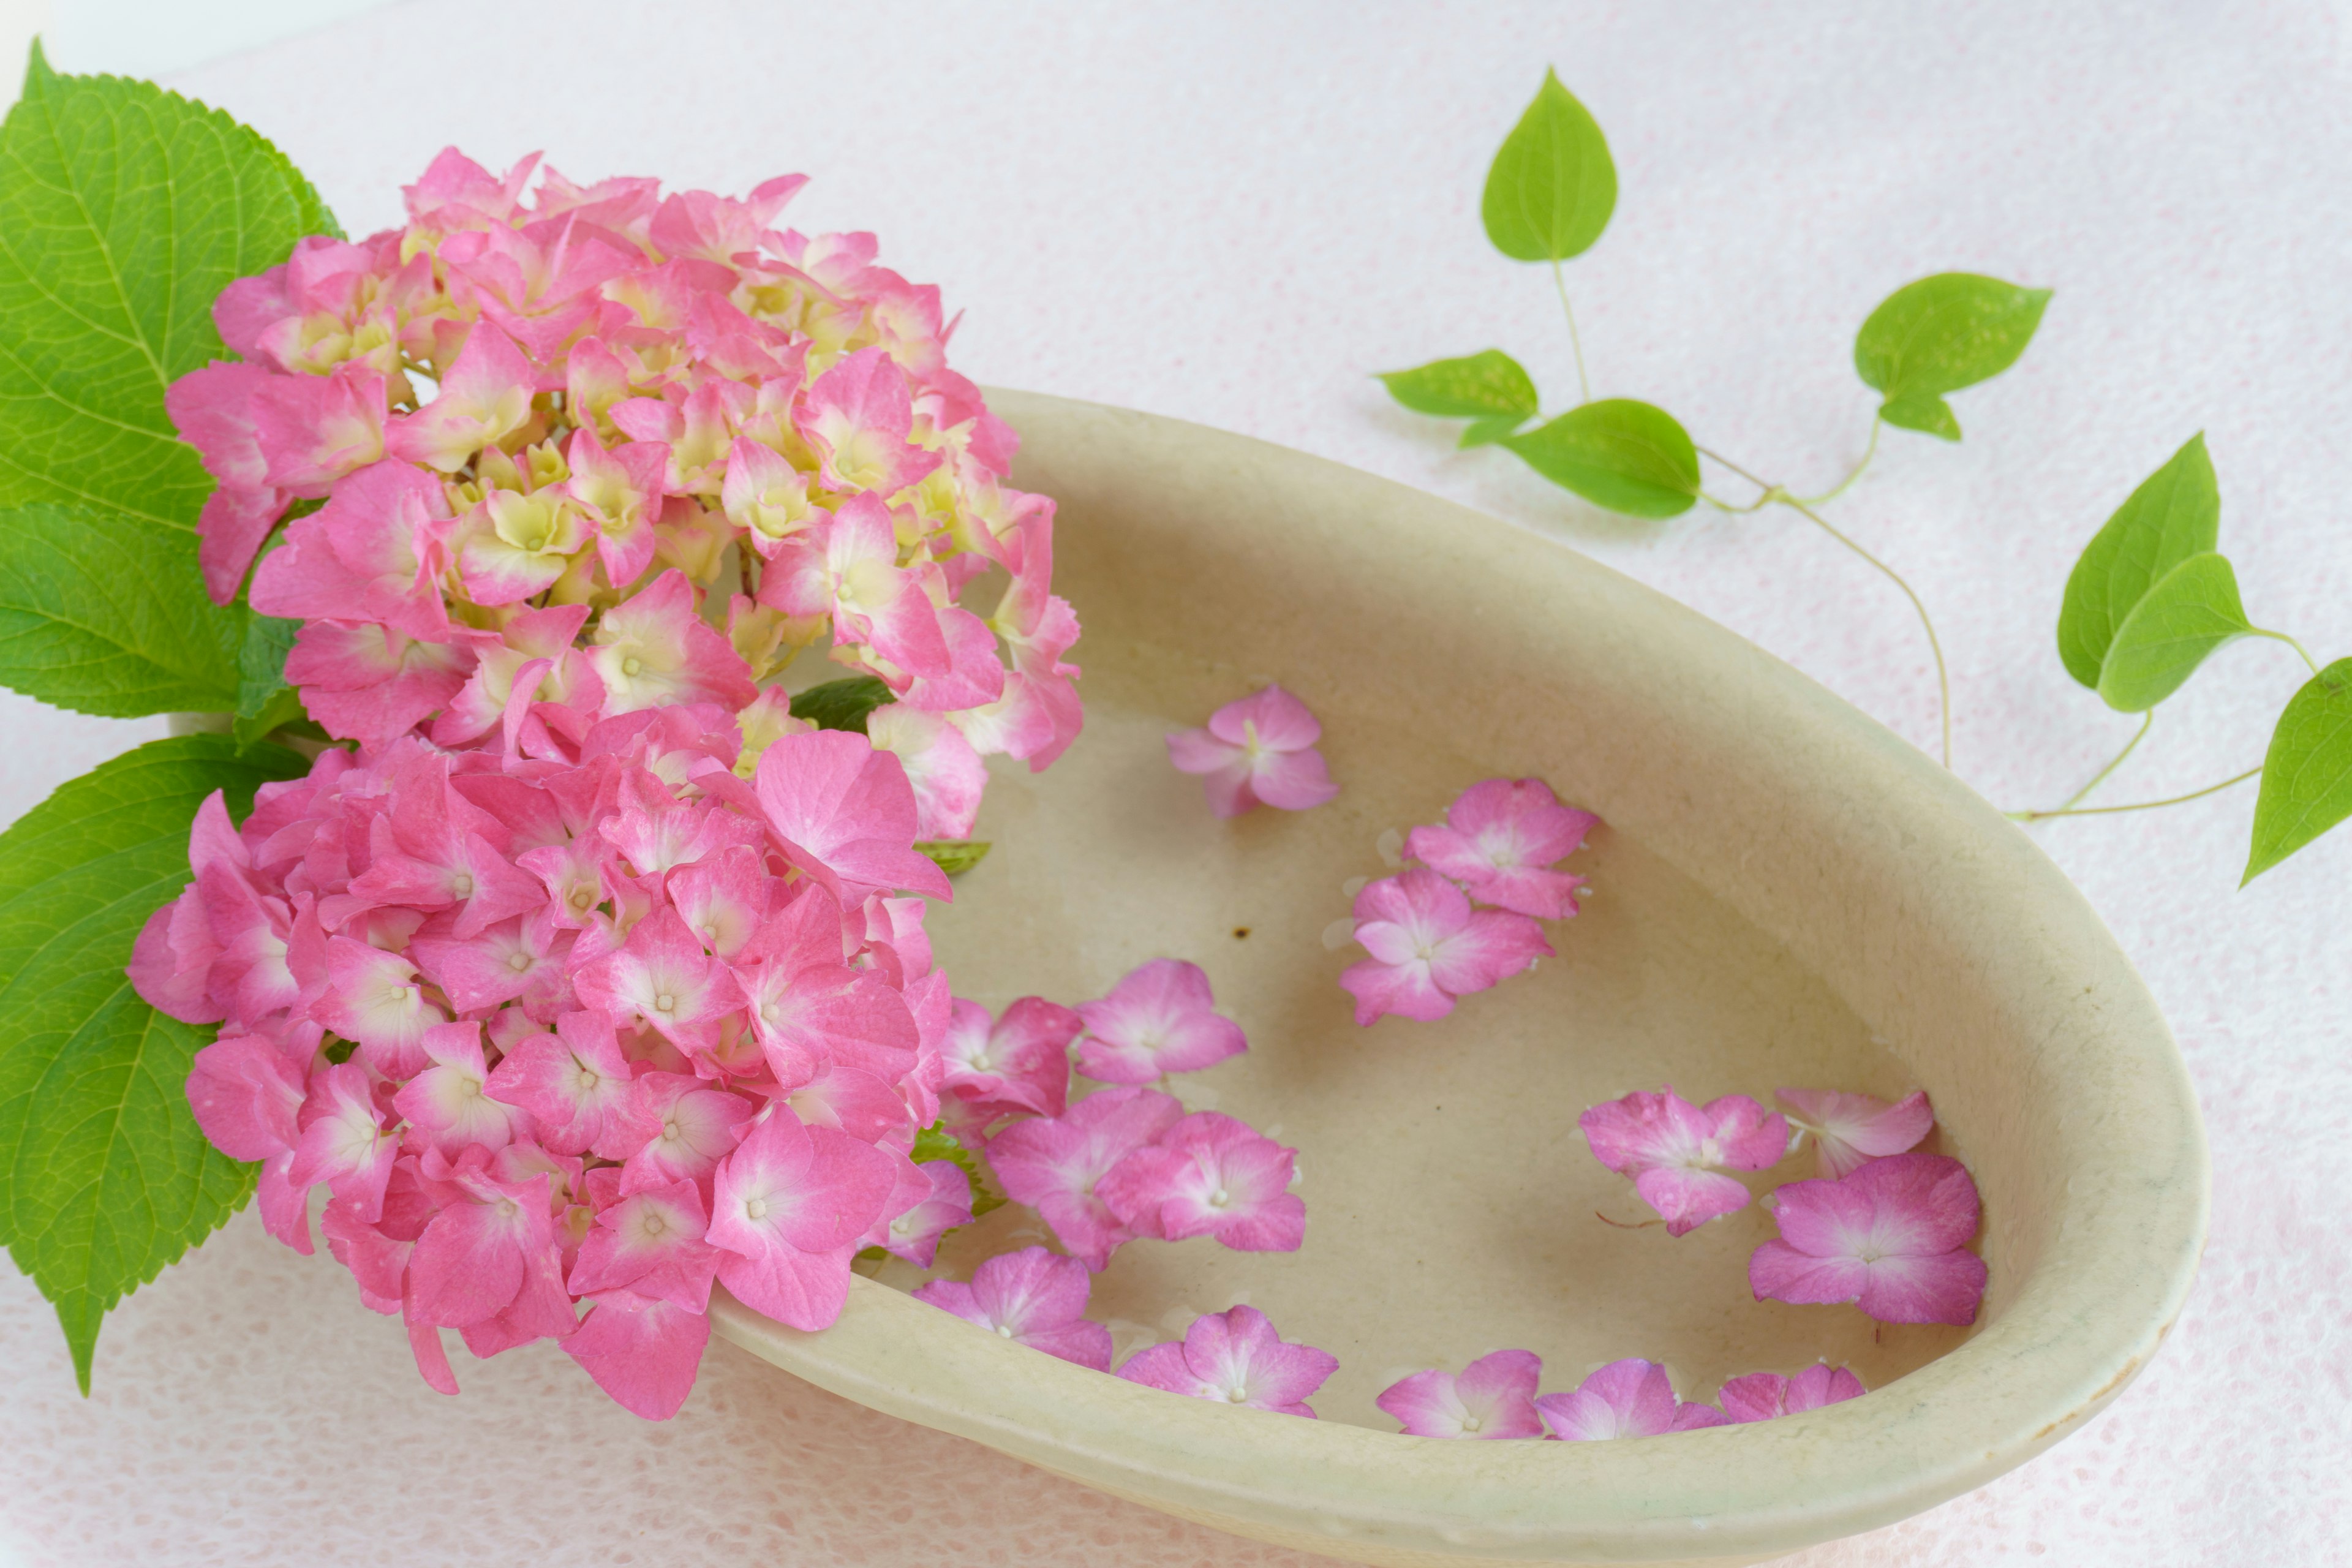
[2007,766,2261,823]
[2056,712,2153,814]
[1550,257,1592,405]
[2252,627,2322,676]
[1697,445,1953,768]
[1793,417,1881,506]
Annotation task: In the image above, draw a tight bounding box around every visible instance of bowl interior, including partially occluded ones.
[899,636,1973,1425]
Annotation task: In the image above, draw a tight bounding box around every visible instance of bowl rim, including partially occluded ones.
[714,389,2210,1564]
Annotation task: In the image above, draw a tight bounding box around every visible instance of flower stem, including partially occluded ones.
[1551,257,1592,405]
[1793,417,1881,506]
[2056,712,2154,813]
[2007,765,2261,822]
[2251,627,2321,676]
[1695,445,1953,767]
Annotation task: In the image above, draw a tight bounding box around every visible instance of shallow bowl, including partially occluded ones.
[712,391,2207,1567]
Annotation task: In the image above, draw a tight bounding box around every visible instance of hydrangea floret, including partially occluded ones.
[1749,1152,1988,1325]
[1375,1349,1547,1439]
[1776,1086,1936,1178]
[1578,1087,1792,1235]
[1166,685,1340,818]
[1116,1305,1339,1417]
[1534,1359,1728,1440]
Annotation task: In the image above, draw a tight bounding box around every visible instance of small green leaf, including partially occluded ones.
[1480,68,1617,263]
[1502,398,1699,518]
[1377,349,1539,423]
[1853,274,2051,442]
[789,676,894,734]
[2095,553,2252,713]
[911,1121,1006,1218]
[2057,434,2221,690]
[0,502,245,717]
[235,612,300,718]
[2245,659,2352,884]
[0,733,309,1391]
[914,839,991,876]
[0,43,339,530]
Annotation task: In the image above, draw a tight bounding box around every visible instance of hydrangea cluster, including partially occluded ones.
[167,148,1080,816]
[1581,1083,1985,1325]
[1342,777,1596,1025]
[1375,1350,1864,1440]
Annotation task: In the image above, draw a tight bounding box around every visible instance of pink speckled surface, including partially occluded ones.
[2,2,2348,1562]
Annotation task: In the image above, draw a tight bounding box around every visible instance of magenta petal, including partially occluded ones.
[1020,1320,1115,1370]
[1747,1237,1871,1306]
[1854,1248,1988,1325]
[1247,747,1339,811]
[564,1291,710,1420]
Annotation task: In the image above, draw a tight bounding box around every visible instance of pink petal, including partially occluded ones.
[564,1290,710,1420]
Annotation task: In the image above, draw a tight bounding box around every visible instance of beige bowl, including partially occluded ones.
[712,391,2207,1568]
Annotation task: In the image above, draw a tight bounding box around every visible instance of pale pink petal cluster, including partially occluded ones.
[911,1244,1113,1370]
[1579,1087,1790,1235]
[1074,959,1246,1084]
[1339,869,1551,1025]
[1375,1349,1546,1439]
[1166,686,1339,818]
[1533,1359,1728,1441]
[1776,1087,1935,1178]
[1717,1364,1867,1423]
[142,720,983,1420]
[1405,778,1596,919]
[1748,1152,1988,1325]
[1116,1305,1338,1417]
[167,149,1080,778]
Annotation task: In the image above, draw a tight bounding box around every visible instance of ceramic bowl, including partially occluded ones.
[712,391,2207,1568]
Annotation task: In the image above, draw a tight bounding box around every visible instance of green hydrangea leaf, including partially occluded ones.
[0,500,245,716]
[789,676,894,734]
[914,839,991,877]
[2246,659,2352,884]
[2095,552,2252,713]
[1481,67,1616,263]
[1502,398,1699,518]
[0,42,339,529]
[0,733,309,1392]
[1852,274,2051,442]
[230,684,309,748]
[911,1121,1006,1218]
[234,611,300,717]
[2057,434,2221,690]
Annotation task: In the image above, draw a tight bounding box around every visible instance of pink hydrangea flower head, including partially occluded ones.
[1404,778,1597,919]
[911,1245,1113,1370]
[1074,959,1247,1084]
[986,1085,1184,1269]
[1339,869,1551,1026]
[1534,1359,1727,1441]
[1096,1110,1304,1253]
[1117,1305,1338,1417]
[1375,1349,1545,1439]
[1749,1152,1986,1324]
[1718,1364,1867,1423]
[1165,685,1340,818]
[1579,1087,1791,1235]
[1776,1087,1936,1178]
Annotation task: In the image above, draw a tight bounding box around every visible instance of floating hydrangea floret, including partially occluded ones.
[1404,777,1596,919]
[911,1245,1113,1370]
[1340,867,1551,1025]
[1534,1359,1727,1440]
[1074,958,1248,1083]
[1166,685,1340,818]
[1578,1087,1792,1235]
[1116,1305,1338,1417]
[1376,1349,1547,1438]
[1776,1087,1936,1178]
[1749,1152,1988,1325]
[1717,1364,1867,1423]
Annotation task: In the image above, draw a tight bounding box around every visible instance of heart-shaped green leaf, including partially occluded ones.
[0,502,247,717]
[1502,399,1699,519]
[2095,552,2251,713]
[0,44,339,530]
[0,733,309,1390]
[2057,434,2221,690]
[2245,660,2352,884]
[1853,274,2051,442]
[1377,350,1539,448]
[1480,68,1616,264]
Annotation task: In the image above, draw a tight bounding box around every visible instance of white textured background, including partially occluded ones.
[3,2,2348,1564]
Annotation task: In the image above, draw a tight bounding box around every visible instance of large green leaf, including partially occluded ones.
[1852,273,2051,441]
[1480,68,1616,263]
[2245,660,2352,885]
[0,42,338,529]
[1502,398,1699,518]
[2057,434,2221,690]
[2095,552,2251,713]
[790,676,894,734]
[0,500,246,715]
[0,733,308,1391]
[1376,350,1540,447]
